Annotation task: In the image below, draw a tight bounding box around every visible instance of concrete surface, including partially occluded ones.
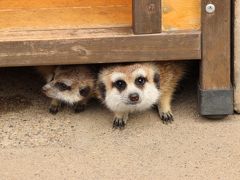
[0,67,240,180]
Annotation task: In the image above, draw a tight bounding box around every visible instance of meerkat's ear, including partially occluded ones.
[79,86,91,97]
[97,82,106,100]
[46,73,54,83]
[154,73,160,89]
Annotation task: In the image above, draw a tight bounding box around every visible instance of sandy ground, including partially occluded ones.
[0,67,240,180]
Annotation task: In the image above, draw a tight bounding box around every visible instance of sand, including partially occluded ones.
[0,67,239,180]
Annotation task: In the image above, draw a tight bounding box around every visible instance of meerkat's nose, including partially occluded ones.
[42,85,49,93]
[129,93,139,102]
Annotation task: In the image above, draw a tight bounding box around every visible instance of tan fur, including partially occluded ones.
[157,61,186,116]
[97,63,158,99]
[54,66,96,95]
[98,62,186,126]
[40,65,97,114]
[97,63,161,128]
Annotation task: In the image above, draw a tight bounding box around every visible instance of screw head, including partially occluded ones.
[206,4,215,13]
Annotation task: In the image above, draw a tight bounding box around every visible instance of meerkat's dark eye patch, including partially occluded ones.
[98,82,106,99]
[79,86,90,97]
[54,82,71,91]
[113,80,127,92]
[135,76,147,88]
[154,73,160,89]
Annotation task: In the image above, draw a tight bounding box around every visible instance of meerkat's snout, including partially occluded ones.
[42,84,51,93]
[128,93,139,103]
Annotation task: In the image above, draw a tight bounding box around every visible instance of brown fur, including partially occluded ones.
[97,63,161,129]
[39,65,97,114]
[156,61,186,123]
[97,63,159,100]
[97,62,186,125]
[54,66,96,93]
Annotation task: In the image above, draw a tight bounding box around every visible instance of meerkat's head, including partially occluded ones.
[42,66,95,105]
[98,63,160,113]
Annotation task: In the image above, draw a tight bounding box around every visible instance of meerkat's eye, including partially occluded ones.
[79,86,90,97]
[135,76,147,87]
[113,80,127,91]
[54,82,71,91]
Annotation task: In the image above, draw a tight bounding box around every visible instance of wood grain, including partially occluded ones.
[0,0,200,31]
[133,0,161,34]
[201,0,231,90]
[0,0,132,30]
[0,28,200,67]
[162,0,200,31]
[0,0,131,9]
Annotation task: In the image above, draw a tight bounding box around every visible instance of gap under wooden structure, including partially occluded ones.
[0,0,233,117]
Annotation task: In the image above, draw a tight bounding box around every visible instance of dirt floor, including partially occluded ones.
[0,66,239,180]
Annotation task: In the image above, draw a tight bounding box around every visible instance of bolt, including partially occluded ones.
[206,4,215,13]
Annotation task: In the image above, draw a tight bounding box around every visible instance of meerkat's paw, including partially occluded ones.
[112,113,128,129]
[49,99,61,115]
[49,104,60,115]
[159,111,174,124]
[74,103,85,113]
[113,117,126,129]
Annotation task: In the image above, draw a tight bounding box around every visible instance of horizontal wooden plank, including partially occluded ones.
[162,0,200,31]
[0,0,200,31]
[0,5,131,30]
[0,0,131,9]
[0,28,201,67]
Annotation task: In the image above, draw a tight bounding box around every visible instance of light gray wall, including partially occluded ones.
[234,0,240,112]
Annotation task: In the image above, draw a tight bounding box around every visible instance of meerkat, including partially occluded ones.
[36,65,96,114]
[97,63,161,129]
[156,62,186,124]
[97,62,186,129]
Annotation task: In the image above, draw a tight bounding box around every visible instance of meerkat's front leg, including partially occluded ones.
[74,101,86,113]
[49,99,61,114]
[113,112,129,129]
[158,91,174,124]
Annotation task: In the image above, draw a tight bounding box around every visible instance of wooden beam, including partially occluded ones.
[201,0,231,90]
[133,0,161,34]
[0,0,132,30]
[162,0,200,31]
[199,0,233,116]
[0,28,200,67]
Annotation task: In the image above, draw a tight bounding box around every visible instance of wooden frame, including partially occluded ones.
[199,0,233,116]
[0,0,233,116]
[133,0,161,34]
[0,28,200,67]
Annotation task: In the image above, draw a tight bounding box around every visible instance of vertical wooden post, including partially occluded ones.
[133,0,161,34]
[199,0,233,116]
